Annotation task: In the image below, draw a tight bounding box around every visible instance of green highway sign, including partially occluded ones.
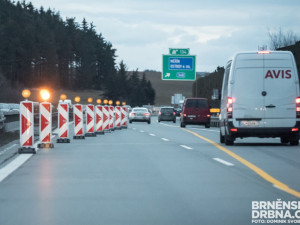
[162,55,196,81]
[169,48,189,55]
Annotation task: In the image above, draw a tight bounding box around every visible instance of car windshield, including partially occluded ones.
[133,108,148,112]
[161,108,173,113]
[185,99,208,108]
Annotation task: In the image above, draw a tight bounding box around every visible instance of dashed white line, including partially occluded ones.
[161,138,169,141]
[180,145,193,150]
[132,128,136,130]
[140,130,145,133]
[213,158,234,166]
[149,133,156,136]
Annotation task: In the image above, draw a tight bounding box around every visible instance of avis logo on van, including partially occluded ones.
[265,70,291,79]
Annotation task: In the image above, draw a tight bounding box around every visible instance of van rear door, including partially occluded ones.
[263,52,298,128]
[232,53,265,128]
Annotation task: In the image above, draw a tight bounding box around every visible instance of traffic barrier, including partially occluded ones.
[85,104,96,137]
[73,104,85,139]
[114,106,121,129]
[95,105,104,135]
[38,102,54,148]
[109,106,115,131]
[57,103,70,143]
[18,101,36,154]
[121,106,128,129]
[103,106,110,132]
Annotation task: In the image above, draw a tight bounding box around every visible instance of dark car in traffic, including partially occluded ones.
[158,107,176,123]
[180,98,211,128]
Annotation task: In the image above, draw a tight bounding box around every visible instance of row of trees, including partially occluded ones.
[0,0,155,106]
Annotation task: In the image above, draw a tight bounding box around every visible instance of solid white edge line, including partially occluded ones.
[0,121,72,183]
[213,158,234,166]
[0,154,32,182]
[149,133,156,136]
[161,138,169,141]
[180,145,193,150]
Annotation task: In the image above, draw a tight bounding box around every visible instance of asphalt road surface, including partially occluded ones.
[0,118,300,225]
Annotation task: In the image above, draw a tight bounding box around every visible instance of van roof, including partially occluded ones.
[229,50,294,61]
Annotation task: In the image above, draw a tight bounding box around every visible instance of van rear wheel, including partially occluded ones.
[220,132,225,143]
[280,137,289,144]
[205,123,210,128]
[225,132,234,145]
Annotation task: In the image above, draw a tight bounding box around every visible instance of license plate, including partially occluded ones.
[188,115,196,118]
[240,120,259,127]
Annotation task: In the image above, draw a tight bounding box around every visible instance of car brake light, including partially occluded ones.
[258,51,271,54]
[173,112,176,115]
[144,113,150,116]
[183,113,187,117]
[230,128,238,132]
[207,114,211,117]
[296,97,300,118]
[159,112,161,115]
[227,97,233,119]
[130,113,135,116]
[292,128,299,132]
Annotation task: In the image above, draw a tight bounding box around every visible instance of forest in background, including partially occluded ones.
[0,0,155,106]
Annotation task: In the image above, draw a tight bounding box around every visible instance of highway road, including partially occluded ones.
[0,118,300,225]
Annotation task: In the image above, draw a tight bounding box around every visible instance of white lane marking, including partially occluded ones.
[0,121,72,183]
[273,184,284,191]
[0,144,17,156]
[190,128,219,133]
[149,133,156,136]
[213,158,234,166]
[159,123,178,128]
[140,130,145,133]
[180,145,193,150]
[0,154,33,182]
[132,128,136,130]
[161,138,169,141]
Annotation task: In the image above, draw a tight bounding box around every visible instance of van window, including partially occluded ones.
[221,61,232,100]
[185,99,208,108]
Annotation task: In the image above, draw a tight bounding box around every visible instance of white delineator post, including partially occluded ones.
[38,102,54,148]
[18,101,36,154]
[109,106,114,131]
[115,106,121,129]
[73,104,85,139]
[85,104,96,137]
[95,105,104,135]
[103,106,110,132]
[121,106,128,129]
[57,103,70,143]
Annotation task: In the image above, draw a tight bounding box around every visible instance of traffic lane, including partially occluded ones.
[182,125,300,194]
[0,124,293,225]
[129,121,299,198]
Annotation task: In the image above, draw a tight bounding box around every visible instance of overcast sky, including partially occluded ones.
[28,0,300,72]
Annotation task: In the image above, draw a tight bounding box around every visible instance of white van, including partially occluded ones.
[220,51,300,145]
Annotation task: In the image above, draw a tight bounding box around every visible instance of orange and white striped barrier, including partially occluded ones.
[109,106,115,131]
[121,106,128,129]
[95,105,104,135]
[115,106,121,129]
[38,102,54,148]
[18,101,36,154]
[57,103,70,143]
[73,104,85,139]
[103,106,110,132]
[85,104,96,137]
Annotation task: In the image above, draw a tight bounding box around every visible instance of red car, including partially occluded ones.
[180,98,211,128]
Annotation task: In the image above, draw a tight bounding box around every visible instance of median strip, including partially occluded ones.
[183,128,300,198]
